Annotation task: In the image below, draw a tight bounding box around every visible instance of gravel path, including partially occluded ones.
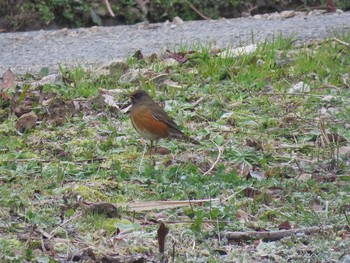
[1,11,350,75]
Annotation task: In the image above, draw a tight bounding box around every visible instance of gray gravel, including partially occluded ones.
[1,11,350,75]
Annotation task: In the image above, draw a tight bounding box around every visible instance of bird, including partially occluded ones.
[129,89,199,152]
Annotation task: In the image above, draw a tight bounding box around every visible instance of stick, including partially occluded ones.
[183,0,211,20]
[202,140,222,175]
[104,0,115,17]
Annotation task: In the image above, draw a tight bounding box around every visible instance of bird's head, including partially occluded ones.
[130,89,151,105]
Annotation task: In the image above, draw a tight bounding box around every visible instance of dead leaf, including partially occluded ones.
[102,94,119,110]
[87,202,118,218]
[0,69,16,91]
[244,187,261,198]
[278,220,292,230]
[245,139,262,150]
[157,222,169,253]
[288,81,310,93]
[153,147,171,155]
[15,111,38,133]
[248,169,265,181]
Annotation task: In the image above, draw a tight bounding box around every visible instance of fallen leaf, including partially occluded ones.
[278,220,292,230]
[0,69,16,91]
[248,169,265,181]
[288,81,310,93]
[154,147,171,155]
[102,94,119,110]
[87,202,118,218]
[157,222,169,253]
[15,111,38,133]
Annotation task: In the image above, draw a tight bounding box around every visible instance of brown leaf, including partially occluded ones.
[278,220,292,230]
[15,111,38,133]
[153,147,171,155]
[245,138,262,149]
[87,202,118,218]
[244,187,261,198]
[157,222,169,253]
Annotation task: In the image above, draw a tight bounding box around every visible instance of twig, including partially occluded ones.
[202,141,222,176]
[49,212,83,237]
[104,0,115,17]
[183,0,211,20]
[192,97,204,108]
[223,226,330,241]
[332,37,350,47]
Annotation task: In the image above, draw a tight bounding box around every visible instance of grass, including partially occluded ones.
[1,33,350,262]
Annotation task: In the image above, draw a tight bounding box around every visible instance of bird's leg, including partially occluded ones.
[149,140,159,155]
[149,140,155,155]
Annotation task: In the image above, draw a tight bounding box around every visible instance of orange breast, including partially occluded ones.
[131,106,169,140]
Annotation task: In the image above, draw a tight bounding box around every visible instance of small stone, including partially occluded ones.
[308,9,326,16]
[172,16,184,25]
[280,10,296,18]
[257,59,265,65]
[268,12,281,20]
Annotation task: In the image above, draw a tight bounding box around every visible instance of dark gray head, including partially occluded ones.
[130,89,151,105]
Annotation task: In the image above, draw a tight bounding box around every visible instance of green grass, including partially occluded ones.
[1,34,350,262]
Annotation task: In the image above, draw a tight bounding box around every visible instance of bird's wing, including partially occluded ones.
[151,106,183,135]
